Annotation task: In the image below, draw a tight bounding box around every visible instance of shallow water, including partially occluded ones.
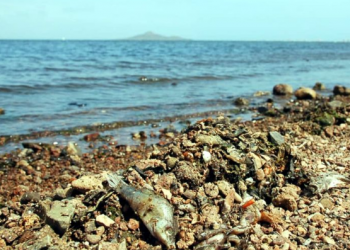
[0,40,349,139]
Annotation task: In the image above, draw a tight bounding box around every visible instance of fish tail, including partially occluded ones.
[107,173,124,190]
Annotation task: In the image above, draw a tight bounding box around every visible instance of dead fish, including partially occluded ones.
[107,173,176,249]
[309,172,350,193]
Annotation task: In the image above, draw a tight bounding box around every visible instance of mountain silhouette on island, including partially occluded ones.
[124,31,188,41]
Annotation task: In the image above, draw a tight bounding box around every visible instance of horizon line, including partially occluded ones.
[0,38,350,43]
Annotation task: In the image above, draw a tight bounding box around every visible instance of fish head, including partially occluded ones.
[154,220,176,249]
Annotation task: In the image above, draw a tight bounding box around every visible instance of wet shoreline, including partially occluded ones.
[0,84,333,154]
[0,89,350,249]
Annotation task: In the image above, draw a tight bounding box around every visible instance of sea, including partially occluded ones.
[0,40,350,152]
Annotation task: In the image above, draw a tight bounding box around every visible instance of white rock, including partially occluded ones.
[202,151,211,163]
[96,214,115,228]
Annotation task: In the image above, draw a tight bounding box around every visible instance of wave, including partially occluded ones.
[44,67,80,72]
[0,82,117,93]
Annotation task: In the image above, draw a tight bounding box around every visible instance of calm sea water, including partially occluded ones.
[0,40,350,137]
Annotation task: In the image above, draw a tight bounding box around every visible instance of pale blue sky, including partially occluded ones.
[1,0,349,41]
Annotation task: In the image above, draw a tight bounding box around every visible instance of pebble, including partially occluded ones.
[20,192,41,204]
[72,174,105,193]
[127,219,140,231]
[323,235,336,245]
[98,240,127,250]
[309,212,325,222]
[269,131,285,146]
[294,87,317,100]
[273,83,293,95]
[313,82,326,90]
[204,182,219,198]
[202,150,211,163]
[319,197,334,209]
[84,132,100,142]
[333,85,350,96]
[86,234,101,244]
[96,214,115,228]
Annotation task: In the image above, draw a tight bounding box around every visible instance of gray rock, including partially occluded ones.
[234,97,249,106]
[54,187,73,200]
[28,235,52,250]
[313,82,326,90]
[268,131,285,146]
[86,234,101,244]
[36,199,52,221]
[46,200,75,235]
[84,220,97,234]
[328,100,344,109]
[273,84,293,96]
[20,192,41,204]
[333,85,350,96]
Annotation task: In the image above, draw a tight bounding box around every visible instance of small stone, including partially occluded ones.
[217,180,233,196]
[0,108,4,115]
[256,169,265,181]
[333,85,350,96]
[309,212,325,222]
[294,87,317,100]
[254,91,270,97]
[196,134,226,146]
[98,240,127,250]
[273,84,293,96]
[28,235,52,250]
[234,97,249,106]
[46,200,75,235]
[72,174,105,193]
[0,227,23,243]
[96,226,105,236]
[20,192,41,204]
[127,219,140,231]
[54,187,73,200]
[269,131,285,146]
[273,193,297,211]
[84,220,97,234]
[271,235,285,245]
[297,226,307,236]
[319,198,334,209]
[322,236,336,245]
[204,183,219,198]
[66,142,81,156]
[96,214,115,228]
[328,100,344,109]
[313,82,326,90]
[324,126,334,137]
[202,151,211,163]
[166,157,178,169]
[86,234,101,245]
[84,132,100,142]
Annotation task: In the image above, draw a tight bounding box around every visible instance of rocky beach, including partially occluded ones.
[1,84,350,249]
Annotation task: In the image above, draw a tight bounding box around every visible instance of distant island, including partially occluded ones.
[123,31,189,41]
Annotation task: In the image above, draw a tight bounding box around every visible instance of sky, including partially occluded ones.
[0,0,350,41]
